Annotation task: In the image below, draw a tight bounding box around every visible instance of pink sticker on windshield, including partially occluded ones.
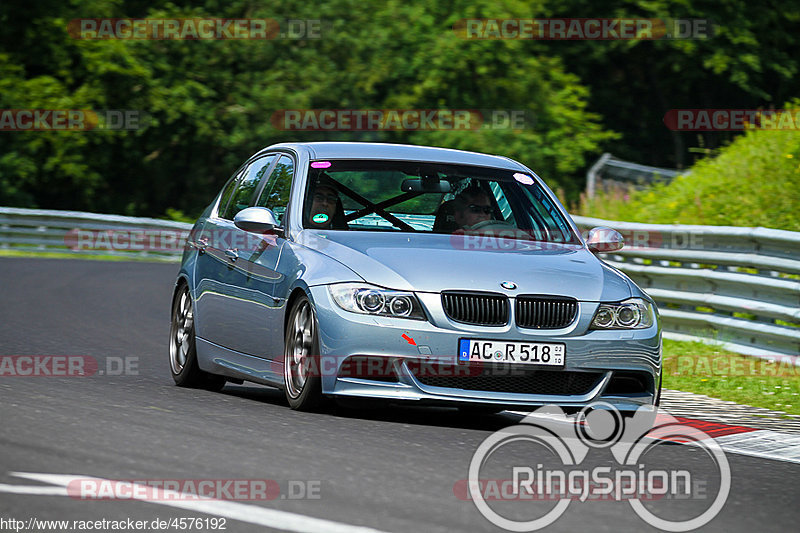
[311,161,332,169]
[513,172,534,185]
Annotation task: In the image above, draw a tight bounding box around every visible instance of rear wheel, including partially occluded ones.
[169,284,226,391]
[284,295,325,411]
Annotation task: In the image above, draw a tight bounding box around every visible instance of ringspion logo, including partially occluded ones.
[464,403,730,531]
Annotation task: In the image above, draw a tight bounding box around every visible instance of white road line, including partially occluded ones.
[9,472,393,533]
[0,483,67,495]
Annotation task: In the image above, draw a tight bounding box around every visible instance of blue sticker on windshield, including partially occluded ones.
[312,213,329,224]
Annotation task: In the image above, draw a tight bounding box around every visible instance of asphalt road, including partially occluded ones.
[0,257,798,533]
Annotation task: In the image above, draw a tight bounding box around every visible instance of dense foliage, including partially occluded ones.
[578,122,800,230]
[1,0,797,220]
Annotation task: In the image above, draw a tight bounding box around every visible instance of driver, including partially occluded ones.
[306,183,340,229]
[452,188,494,230]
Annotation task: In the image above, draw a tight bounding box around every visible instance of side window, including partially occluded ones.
[217,174,239,217]
[518,185,571,242]
[255,155,294,224]
[220,155,277,220]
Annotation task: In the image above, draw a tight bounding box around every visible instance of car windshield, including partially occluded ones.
[302,159,580,244]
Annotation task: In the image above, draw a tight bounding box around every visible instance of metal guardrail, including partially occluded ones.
[0,207,191,261]
[2,207,797,358]
[586,152,681,198]
[572,216,800,358]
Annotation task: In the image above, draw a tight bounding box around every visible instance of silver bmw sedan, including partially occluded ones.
[169,142,661,414]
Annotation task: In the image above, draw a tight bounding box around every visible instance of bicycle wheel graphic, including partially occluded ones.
[623,423,731,532]
[467,424,579,532]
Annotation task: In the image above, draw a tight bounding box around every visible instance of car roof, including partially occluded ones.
[263,142,529,171]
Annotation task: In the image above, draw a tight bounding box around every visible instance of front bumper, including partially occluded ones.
[308,285,661,411]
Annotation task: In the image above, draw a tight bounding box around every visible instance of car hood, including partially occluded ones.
[299,231,632,301]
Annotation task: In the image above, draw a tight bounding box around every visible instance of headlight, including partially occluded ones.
[590,298,655,329]
[328,283,426,320]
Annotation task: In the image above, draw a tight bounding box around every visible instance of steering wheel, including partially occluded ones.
[468,219,515,231]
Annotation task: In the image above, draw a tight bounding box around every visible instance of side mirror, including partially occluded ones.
[234,207,280,233]
[586,226,624,253]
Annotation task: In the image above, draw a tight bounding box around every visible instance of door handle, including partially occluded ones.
[224,249,238,262]
[190,236,209,254]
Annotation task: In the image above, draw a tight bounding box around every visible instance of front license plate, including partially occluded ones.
[458,339,565,367]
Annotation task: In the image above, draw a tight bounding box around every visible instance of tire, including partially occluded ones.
[169,284,226,392]
[284,295,325,411]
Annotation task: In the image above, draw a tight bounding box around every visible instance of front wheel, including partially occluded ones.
[169,284,225,391]
[284,295,325,411]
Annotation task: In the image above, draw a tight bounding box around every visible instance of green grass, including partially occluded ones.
[578,118,800,230]
[662,339,800,416]
[0,249,180,263]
